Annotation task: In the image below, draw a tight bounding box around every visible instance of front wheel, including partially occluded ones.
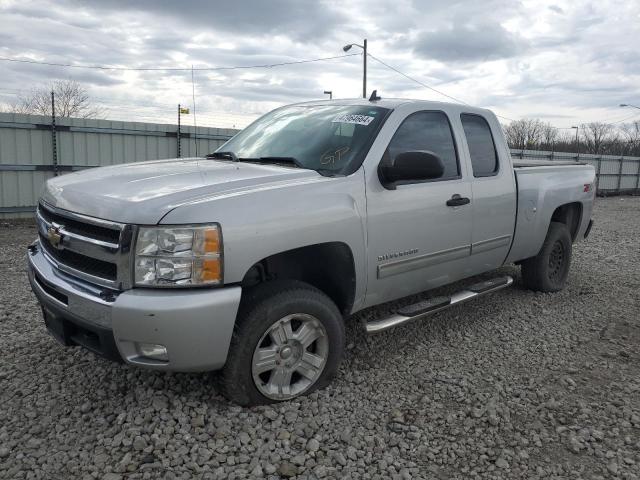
[220,280,345,406]
[521,221,572,292]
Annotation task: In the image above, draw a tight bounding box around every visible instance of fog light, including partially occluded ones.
[137,343,169,362]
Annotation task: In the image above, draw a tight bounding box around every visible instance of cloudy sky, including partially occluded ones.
[1,0,639,128]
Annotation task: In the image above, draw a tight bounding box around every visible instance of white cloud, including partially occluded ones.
[0,0,639,128]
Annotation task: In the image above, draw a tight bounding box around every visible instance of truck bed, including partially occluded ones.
[506,160,596,265]
[512,158,587,168]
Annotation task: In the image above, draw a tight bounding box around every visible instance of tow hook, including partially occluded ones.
[100,291,117,302]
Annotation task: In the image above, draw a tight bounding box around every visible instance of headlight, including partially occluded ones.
[134,225,222,286]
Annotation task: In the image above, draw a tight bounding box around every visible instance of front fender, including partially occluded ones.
[160,170,368,311]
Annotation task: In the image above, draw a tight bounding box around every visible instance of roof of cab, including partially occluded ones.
[289,97,493,116]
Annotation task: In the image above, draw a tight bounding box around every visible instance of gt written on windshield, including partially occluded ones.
[214,105,390,175]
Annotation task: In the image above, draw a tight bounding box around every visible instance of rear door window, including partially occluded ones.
[460,114,499,177]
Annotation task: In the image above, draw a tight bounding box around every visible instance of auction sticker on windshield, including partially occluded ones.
[332,114,375,126]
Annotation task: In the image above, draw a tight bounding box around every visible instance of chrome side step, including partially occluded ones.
[365,276,514,334]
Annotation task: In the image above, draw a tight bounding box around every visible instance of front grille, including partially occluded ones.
[39,204,121,244]
[37,203,128,288]
[40,233,118,281]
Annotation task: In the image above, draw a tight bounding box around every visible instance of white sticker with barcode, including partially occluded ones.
[332,114,375,126]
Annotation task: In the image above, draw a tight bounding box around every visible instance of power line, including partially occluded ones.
[555,112,640,130]
[367,53,470,105]
[607,112,640,125]
[0,89,262,120]
[0,53,361,72]
[364,53,638,126]
[366,53,517,122]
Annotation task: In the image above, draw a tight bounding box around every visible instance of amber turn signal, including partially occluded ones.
[203,228,220,253]
[197,257,222,283]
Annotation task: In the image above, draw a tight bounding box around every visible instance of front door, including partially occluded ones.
[365,110,473,307]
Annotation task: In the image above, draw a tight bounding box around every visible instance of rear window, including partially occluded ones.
[460,114,499,177]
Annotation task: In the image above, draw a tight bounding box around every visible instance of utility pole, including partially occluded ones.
[191,66,198,157]
[362,39,367,99]
[572,126,580,161]
[51,90,58,176]
[177,104,181,158]
[342,39,368,98]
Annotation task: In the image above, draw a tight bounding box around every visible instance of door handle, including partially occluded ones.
[446,194,471,207]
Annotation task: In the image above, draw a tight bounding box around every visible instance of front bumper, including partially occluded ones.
[28,240,241,372]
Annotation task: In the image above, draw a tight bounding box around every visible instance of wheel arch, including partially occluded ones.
[240,242,357,316]
[550,202,583,241]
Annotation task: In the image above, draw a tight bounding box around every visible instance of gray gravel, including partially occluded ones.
[1,196,640,479]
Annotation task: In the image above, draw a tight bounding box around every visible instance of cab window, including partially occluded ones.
[460,114,499,177]
[385,111,460,181]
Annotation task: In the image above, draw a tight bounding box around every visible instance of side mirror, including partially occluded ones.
[378,150,444,189]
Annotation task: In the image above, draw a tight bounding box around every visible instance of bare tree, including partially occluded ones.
[580,122,613,154]
[540,123,558,150]
[620,121,640,156]
[503,119,553,150]
[555,130,576,150]
[504,117,640,156]
[12,80,105,118]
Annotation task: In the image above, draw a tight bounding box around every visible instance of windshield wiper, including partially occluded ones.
[206,153,311,171]
[237,156,306,169]
[205,151,238,161]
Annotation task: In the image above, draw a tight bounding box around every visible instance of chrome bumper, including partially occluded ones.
[28,240,242,372]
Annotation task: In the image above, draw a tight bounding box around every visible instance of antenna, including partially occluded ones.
[191,65,198,157]
[369,89,381,101]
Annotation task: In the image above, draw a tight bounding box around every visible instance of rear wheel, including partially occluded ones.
[221,280,344,406]
[521,221,572,292]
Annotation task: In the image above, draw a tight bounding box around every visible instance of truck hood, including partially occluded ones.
[42,157,325,224]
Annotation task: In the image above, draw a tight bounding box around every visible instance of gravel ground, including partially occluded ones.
[1,196,639,480]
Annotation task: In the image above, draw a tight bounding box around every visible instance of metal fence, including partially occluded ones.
[1,112,639,218]
[511,148,640,194]
[0,112,238,217]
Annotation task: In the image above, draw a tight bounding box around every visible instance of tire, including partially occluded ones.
[220,280,345,406]
[521,221,572,292]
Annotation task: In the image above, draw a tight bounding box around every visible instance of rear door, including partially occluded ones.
[459,113,517,273]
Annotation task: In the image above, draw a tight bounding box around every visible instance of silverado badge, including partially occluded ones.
[47,224,64,249]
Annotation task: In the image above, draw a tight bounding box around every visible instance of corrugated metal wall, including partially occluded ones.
[510,149,640,194]
[1,113,639,218]
[0,112,238,218]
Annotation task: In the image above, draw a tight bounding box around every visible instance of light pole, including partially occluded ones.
[572,126,580,160]
[342,39,367,98]
[323,90,333,100]
[620,103,640,110]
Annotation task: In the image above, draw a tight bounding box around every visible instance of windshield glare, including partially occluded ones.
[216,105,389,175]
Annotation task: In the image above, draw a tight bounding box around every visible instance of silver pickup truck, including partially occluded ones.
[27,98,595,405]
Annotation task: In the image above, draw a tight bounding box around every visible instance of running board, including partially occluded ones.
[365,276,514,334]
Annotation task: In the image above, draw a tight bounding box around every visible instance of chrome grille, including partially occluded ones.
[38,236,118,280]
[36,202,133,290]
[38,205,121,244]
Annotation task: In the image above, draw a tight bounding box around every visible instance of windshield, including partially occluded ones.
[215,104,390,175]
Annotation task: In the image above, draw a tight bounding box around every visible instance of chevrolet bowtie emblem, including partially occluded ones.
[47,223,64,249]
